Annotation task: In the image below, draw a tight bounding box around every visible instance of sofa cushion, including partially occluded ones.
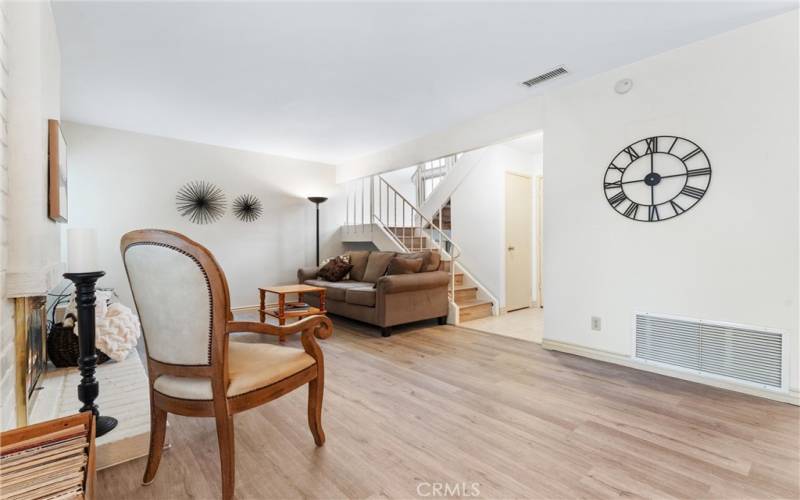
[404,250,441,272]
[426,250,442,272]
[303,279,373,301]
[375,270,450,294]
[363,251,396,282]
[387,256,423,275]
[317,257,352,282]
[345,286,376,307]
[346,250,370,282]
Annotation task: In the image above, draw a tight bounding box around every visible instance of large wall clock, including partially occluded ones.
[603,136,711,222]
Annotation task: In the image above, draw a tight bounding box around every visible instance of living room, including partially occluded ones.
[1,2,798,500]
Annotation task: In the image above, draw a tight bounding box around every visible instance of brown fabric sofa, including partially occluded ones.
[297,250,449,336]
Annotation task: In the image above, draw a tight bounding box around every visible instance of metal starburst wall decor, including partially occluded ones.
[232,194,264,222]
[175,181,227,224]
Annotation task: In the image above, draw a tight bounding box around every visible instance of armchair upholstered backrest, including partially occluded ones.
[121,230,230,370]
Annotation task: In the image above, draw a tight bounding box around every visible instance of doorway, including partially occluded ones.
[505,172,533,312]
[536,175,543,308]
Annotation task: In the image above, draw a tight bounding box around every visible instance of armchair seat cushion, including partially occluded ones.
[153,341,315,400]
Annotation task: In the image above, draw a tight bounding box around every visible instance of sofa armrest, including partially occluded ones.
[376,271,450,294]
[298,267,320,283]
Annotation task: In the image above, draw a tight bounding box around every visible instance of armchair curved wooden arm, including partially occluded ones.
[121,229,334,500]
[227,315,333,361]
[227,315,333,339]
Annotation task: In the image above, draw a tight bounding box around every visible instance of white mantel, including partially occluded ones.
[5,1,63,297]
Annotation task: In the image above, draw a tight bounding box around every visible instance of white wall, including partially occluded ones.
[451,143,542,307]
[336,96,545,183]
[380,165,416,204]
[0,0,13,431]
[333,11,799,396]
[5,0,62,296]
[543,11,799,392]
[62,122,343,310]
[1,0,62,431]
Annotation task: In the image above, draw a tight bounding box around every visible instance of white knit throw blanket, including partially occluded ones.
[66,290,142,362]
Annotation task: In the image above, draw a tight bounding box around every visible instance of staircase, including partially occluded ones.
[342,174,495,324]
[426,201,450,230]
[384,224,491,321]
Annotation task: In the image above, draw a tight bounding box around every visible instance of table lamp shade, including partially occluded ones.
[67,228,99,273]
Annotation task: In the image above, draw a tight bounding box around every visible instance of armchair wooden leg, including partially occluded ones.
[142,405,167,485]
[214,412,236,500]
[307,376,325,446]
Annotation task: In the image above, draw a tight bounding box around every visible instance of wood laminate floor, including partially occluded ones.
[100,316,799,499]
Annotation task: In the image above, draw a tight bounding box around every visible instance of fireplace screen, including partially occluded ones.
[26,297,46,399]
[15,296,47,426]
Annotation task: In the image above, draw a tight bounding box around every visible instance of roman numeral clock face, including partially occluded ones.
[604,136,711,222]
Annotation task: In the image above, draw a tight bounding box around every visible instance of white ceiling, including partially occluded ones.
[53,1,796,165]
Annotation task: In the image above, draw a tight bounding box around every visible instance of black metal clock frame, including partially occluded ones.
[603,135,711,222]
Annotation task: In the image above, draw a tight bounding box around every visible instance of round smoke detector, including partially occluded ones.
[614,78,633,94]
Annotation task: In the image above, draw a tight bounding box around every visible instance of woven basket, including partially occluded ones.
[47,316,110,368]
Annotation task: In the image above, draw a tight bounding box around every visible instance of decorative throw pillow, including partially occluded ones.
[317,257,353,282]
[404,250,441,272]
[387,257,423,275]
[320,253,351,279]
[362,251,396,283]
[346,250,370,281]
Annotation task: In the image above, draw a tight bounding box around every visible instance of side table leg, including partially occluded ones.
[319,289,326,314]
[259,289,266,323]
[278,294,286,342]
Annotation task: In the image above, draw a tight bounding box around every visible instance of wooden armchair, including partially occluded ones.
[120,230,332,500]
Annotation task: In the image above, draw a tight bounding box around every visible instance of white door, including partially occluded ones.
[505,172,533,312]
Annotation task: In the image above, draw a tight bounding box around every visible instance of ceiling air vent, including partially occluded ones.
[521,66,568,88]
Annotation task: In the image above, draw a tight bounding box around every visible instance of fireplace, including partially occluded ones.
[14,296,47,426]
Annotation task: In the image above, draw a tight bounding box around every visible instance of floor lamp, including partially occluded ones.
[307,197,328,265]
[64,228,118,437]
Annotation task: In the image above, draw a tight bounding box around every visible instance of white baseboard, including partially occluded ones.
[231,305,259,313]
[541,339,800,406]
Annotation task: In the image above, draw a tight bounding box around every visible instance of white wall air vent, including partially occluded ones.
[521,66,568,87]
[634,313,785,391]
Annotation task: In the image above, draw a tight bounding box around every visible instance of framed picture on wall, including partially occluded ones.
[48,119,68,222]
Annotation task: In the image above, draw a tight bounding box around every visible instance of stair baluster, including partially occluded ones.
[344,174,495,323]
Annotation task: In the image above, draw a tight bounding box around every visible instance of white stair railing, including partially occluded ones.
[344,174,462,298]
[410,152,463,205]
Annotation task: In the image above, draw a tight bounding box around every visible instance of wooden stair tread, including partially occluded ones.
[457,298,492,309]
[457,297,493,322]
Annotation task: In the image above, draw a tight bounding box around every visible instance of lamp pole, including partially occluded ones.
[307,197,328,266]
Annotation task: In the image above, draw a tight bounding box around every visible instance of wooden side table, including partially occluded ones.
[258,284,327,342]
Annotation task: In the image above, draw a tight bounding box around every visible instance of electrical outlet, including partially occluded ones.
[591,316,602,331]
